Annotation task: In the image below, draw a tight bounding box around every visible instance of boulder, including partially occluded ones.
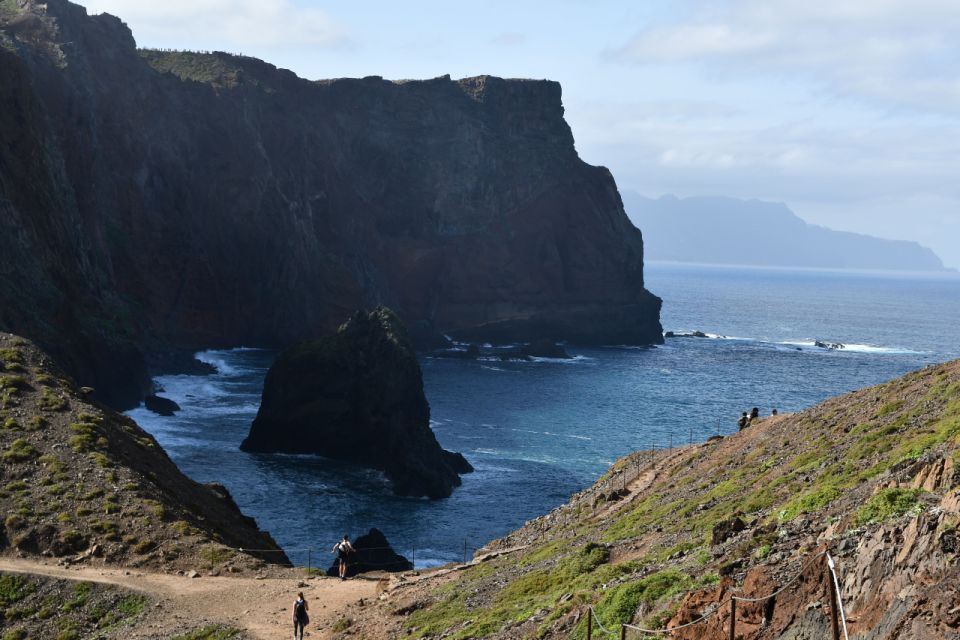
[144,394,180,416]
[711,516,747,546]
[240,308,473,499]
[326,528,413,577]
[814,341,845,350]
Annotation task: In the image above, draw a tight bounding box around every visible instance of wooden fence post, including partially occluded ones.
[586,608,592,640]
[620,623,627,640]
[729,598,736,640]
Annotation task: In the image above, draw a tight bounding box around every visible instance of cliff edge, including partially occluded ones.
[0,0,662,409]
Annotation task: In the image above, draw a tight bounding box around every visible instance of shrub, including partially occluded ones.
[33,373,56,387]
[91,452,112,468]
[0,575,35,606]
[2,417,19,431]
[592,569,692,628]
[0,375,27,390]
[170,625,242,640]
[855,488,923,525]
[25,416,45,431]
[69,434,93,453]
[2,439,38,462]
[38,388,67,411]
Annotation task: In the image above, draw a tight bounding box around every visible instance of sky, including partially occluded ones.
[74,0,960,268]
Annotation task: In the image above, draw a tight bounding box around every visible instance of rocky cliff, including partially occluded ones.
[241,308,473,499]
[353,360,960,639]
[0,0,662,409]
[0,332,288,571]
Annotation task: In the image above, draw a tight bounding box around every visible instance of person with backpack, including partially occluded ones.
[737,412,748,430]
[292,591,309,640]
[332,534,355,580]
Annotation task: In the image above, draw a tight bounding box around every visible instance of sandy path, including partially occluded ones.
[0,558,377,639]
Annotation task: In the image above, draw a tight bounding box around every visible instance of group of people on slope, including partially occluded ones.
[737,406,778,430]
[290,535,356,640]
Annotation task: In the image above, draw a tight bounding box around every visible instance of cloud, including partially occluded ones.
[77,0,349,49]
[607,0,960,115]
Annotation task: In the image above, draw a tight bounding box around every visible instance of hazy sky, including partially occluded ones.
[75,0,960,268]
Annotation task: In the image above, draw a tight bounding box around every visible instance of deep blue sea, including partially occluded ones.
[126,263,960,568]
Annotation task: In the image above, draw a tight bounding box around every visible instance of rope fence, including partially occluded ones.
[584,549,848,639]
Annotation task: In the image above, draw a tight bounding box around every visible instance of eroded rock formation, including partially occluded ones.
[241,308,473,499]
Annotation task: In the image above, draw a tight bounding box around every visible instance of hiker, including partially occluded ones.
[772,408,778,416]
[332,534,355,580]
[292,591,309,640]
[746,407,760,427]
[737,412,748,430]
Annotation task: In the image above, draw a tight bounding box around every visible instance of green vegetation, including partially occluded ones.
[171,625,243,640]
[38,387,67,411]
[2,439,38,462]
[0,375,27,391]
[91,452,112,468]
[200,545,235,565]
[62,582,92,612]
[587,569,696,636]
[140,50,243,86]
[332,617,353,632]
[33,373,56,387]
[855,488,924,525]
[0,575,35,608]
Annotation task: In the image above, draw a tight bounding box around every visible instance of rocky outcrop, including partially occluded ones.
[144,394,180,416]
[241,308,473,499]
[0,0,661,409]
[325,528,413,577]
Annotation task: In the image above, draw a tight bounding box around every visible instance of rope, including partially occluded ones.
[588,605,619,637]
[622,603,721,634]
[827,553,850,640]
[731,551,827,603]
[593,549,835,638]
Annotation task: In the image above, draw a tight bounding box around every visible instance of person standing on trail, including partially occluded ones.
[332,534,355,580]
[292,591,309,640]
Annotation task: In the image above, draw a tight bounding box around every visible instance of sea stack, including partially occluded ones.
[240,308,473,499]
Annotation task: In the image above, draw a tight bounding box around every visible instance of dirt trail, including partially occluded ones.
[0,558,376,639]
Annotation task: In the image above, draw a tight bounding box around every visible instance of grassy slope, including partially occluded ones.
[0,333,287,573]
[387,360,960,639]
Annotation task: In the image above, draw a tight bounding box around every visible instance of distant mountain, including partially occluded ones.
[623,193,949,271]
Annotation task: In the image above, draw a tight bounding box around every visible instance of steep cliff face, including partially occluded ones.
[0,0,662,408]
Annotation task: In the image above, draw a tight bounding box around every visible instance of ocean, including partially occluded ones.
[126,263,960,568]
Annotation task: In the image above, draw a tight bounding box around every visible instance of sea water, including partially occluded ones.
[126,264,960,567]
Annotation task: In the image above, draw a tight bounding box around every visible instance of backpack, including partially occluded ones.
[295,599,308,623]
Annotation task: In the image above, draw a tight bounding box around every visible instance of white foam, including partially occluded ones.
[194,350,245,376]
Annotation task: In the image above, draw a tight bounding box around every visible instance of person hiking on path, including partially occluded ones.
[737,412,748,431]
[292,591,309,640]
[333,534,355,580]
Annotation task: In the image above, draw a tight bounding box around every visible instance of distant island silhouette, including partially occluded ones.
[623,193,951,272]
